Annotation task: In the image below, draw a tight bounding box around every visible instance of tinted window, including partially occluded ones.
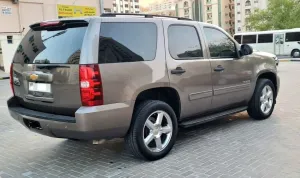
[243,35,256,44]
[168,25,203,59]
[286,32,300,42]
[13,27,87,64]
[99,23,157,63]
[258,34,273,43]
[203,27,237,58]
[234,35,242,44]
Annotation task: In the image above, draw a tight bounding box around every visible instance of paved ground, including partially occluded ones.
[0,63,300,178]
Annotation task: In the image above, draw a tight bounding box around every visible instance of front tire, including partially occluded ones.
[125,100,178,161]
[247,79,276,120]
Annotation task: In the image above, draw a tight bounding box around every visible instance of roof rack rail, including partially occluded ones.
[101,13,192,21]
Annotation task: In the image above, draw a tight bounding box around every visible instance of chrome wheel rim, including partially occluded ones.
[143,110,173,153]
[260,85,273,114]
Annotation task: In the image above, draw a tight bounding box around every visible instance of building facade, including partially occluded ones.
[0,0,102,73]
[113,0,140,14]
[235,0,269,33]
[142,0,176,16]
[202,0,235,35]
[176,0,194,19]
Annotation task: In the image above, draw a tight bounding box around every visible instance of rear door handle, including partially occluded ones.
[214,65,225,72]
[171,67,186,75]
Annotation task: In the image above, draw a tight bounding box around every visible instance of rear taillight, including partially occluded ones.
[79,64,103,106]
[10,63,15,96]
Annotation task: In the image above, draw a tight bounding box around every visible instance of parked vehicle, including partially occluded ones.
[8,14,280,160]
[253,49,279,66]
[234,29,300,58]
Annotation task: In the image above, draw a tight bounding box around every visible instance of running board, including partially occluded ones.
[179,106,247,128]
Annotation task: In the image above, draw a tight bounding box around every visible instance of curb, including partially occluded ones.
[0,77,9,80]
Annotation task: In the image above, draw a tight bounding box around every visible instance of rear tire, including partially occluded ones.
[247,79,276,120]
[291,49,300,58]
[125,100,178,161]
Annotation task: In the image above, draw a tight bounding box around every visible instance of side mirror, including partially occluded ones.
[240,44,253,56]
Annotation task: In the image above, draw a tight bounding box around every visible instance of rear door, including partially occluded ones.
[12,20,89,116]
[162,20,213,119]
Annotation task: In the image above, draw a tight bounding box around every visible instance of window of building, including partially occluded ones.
[125,10,129,13]
[258,34,273,43]
[234,35,242,44]
[135,0,139,2]
[286,32,300,42]
[98,22,157,63]
[245,0,251,6]
[243,35,256,44]
[238,27,241,32]
[135,11,140,13]
[184,1,189,7]
[237,20,241,23]
[237,11,241,14]
[207,0,212,3]
[125,4,128,7]
[203,27,237,58]
[245,9,251,15]
[168,25,203,59]
[237,3,240,5]
[7,36,13,44]
[135,5,139,8]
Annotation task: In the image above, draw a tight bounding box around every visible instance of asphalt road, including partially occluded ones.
[0,62,300,178]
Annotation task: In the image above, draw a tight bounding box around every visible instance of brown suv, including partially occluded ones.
[8,14,280,160]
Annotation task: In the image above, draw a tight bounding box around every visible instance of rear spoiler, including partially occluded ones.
[30,20,89,31]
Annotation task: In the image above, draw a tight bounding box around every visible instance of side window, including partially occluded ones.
[258,34,273,43]
[243,35,257,44]
[286,32,300,42]
[203,27,237,58]
[234,35,242,44]
[99,22,157,63]
[168,25,203,59]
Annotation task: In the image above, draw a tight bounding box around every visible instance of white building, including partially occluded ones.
[113,0,140,14]
[144,0,177,16]
[176,0,194,19]
[235,0,269,33]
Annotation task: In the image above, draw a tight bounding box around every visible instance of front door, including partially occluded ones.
[202,27,252,110]
[163,20,213,119]
[274,33,285,55]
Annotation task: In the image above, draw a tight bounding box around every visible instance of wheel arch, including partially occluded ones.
[254,71,278,99]
[291,48,300,57]
[132,87,181,120]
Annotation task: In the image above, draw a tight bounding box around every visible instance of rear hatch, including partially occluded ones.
[12,20,89,116]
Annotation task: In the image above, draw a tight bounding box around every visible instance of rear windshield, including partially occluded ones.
[13,27,87,64]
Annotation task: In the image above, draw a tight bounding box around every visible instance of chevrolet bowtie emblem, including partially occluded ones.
[30,74,38,81]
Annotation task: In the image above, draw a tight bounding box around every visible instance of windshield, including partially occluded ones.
[13,27,87,64]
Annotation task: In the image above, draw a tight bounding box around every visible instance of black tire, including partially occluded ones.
[291,49,300,58]
[247,79,276,120]
[125,100,178,161]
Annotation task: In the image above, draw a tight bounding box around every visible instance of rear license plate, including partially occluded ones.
[29,82,51,93]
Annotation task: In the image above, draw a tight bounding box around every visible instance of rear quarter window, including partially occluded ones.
[14,27,87,64]
[98,22,157,63]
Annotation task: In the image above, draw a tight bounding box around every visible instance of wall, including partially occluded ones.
[0,35,22,73]
[0,0,100,33]
[0,0,100,73]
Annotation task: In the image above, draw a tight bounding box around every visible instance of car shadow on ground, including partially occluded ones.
[23,112,258,177]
